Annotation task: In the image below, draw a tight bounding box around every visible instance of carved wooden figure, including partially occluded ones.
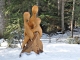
[22,12,34,49]
[21,5,43,55]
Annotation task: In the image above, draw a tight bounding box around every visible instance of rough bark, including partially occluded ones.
[61,0,65,33]
[0,0,5,38]
[71,0,75,37]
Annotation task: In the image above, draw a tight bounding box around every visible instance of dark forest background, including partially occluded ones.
[0,0,80,39]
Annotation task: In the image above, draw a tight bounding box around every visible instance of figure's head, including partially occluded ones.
[32,5,38,14]
[23,12,30,21]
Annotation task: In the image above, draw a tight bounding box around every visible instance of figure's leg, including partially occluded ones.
[39,40,43,53]
[32,39,39,54]
[22,23,35,49]
[25,23,34,40]
[25,46,32,53]
[31,32,43,54]
[22,35,29,49]
[36,33,43,53]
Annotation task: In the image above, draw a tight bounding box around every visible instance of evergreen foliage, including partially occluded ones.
[4,0,80,39]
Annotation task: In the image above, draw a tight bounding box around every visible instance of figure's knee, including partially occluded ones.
[25,29,34,40]
[27,32,34,40]
[29,33,34,39]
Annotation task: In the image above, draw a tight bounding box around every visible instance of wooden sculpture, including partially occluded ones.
[20,5,43,57]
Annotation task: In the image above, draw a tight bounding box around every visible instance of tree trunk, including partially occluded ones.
[71,0,75,37]
[0,0,5,38]
[58,0,59,16]
[36,0,39,6]
[58,0,62,16]
[61,0,65,33]
[36,0,39,16]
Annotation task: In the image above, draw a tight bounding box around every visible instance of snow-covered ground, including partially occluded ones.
[0,28,80,60]
[0,44,80,60]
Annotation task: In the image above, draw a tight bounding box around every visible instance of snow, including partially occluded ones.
[0,44,80,60]
[0,38,4,43]
[0,28,80,60]
[0,41,8,47]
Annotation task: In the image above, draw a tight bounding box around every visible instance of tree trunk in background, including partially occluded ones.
[71,0,75,37]
[36,0,39,16]
[36,0,39,6]
[61,0,65,33]
[58,0,62,16]
[28,2,31,13]
[0,0,5,38]
[58,0,59,16]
